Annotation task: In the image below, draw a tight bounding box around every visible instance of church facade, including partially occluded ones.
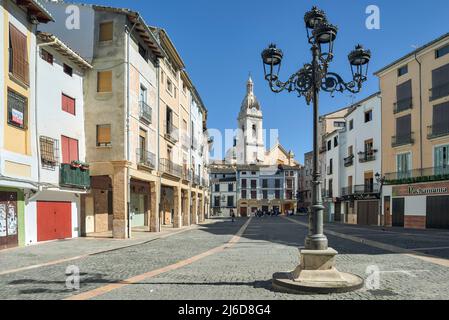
[210,77,302,217]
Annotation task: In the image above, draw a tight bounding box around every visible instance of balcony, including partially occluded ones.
[139,101,152,124]
[358,151,377,163]
[354,184,380,194]
[319,143,327,154]
[393,97,413,114]
[341,184,380,197]
[341,186,353,197]
[193,175,201,185]
[344,155,354,167]
[159,158,181,177]
[136,149,156,169]
[60,163,90,190]
[164,123,179,144]
[427,124,449,139]
[384,166,449,185]
[430,82,449,101]
[392,133,414,148]
[182,167,192,181]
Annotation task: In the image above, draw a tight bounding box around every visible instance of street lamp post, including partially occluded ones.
[261,6,371,294]
[375,172,386,226]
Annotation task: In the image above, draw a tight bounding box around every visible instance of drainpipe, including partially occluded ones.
[414,53,424,174]
[126,16,140,239]
[156,58,162,232]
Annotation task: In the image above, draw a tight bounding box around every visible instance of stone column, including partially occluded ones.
[182,190,189,226]
[191,192,197,225]
[173,187,182,228]
[199,194,204,222]
[149,181,160,232]
[111,161,130,239]
[186,190,192,226]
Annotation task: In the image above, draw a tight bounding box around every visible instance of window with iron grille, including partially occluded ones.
[40,136,59,170]
[7,89,27,129]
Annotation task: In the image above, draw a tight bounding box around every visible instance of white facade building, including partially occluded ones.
[24,33,92,245]
[322,93,382,225]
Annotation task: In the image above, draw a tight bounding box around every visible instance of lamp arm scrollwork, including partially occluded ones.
[320,72,363,95]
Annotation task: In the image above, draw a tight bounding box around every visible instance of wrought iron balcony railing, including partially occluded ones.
[139,101,152,124]
[164,123,179,143]
[344,155,354,167]
[392,132,414,148]
[137,149,156,169]
[393,97,413,114]
[358,151,377,163]
[427,124,449,139]
[182,167,192,181]
[341,184,380,196]
[159,158,182,177]
[193,175,201,185]
[384,166,449,185]
[430,82,449,101]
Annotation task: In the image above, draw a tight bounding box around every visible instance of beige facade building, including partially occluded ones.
[375,33,449,230]
[36,3,211,239]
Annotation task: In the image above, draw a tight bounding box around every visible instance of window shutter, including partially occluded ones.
[396,80,412,101]
[99,22,113,42]
[433,102,449,134]
[69,138,79,162]
[9,23,29,85]
[61,136,70,164]
[97,125,111,145]
[396,115,411,137]
[97,71,112,92]
[432,63,449,88]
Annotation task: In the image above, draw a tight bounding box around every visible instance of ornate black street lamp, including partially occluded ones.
[261,6,371,294]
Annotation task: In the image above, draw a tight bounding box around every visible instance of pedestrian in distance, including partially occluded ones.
[230,209,235,223]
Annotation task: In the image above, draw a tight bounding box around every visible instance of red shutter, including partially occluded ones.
[69,138,79,162]
[62,94,75,115]
[62,94,67,113]
[68,97,75,115]
[61,136,70,164]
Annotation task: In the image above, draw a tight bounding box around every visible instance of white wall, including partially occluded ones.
[25,191,80,245]
[36,46,86,185]
[340,95,382,189]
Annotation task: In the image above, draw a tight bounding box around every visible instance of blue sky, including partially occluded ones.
[86,0,449,163]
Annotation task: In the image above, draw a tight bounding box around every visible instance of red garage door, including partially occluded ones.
[37,202,72,242]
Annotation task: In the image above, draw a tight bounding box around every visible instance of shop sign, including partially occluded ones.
[393,182,449,197]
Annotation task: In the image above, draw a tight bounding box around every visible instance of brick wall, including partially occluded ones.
[405,215,426,229]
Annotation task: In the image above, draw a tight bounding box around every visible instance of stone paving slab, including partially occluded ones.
[1,217,449,300]
[0,221,215,274]
[0,219,245,300]
[94,218,449,300]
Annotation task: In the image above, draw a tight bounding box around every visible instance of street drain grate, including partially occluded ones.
[368,289,398,297]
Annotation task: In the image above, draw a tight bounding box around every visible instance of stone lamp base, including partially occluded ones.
[272,248,364,294]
